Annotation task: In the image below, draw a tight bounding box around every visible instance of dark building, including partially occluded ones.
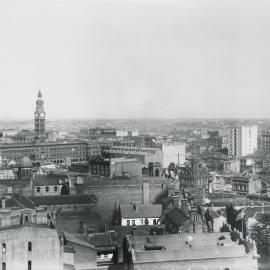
[89,157,110,177]
[178,158,209,193]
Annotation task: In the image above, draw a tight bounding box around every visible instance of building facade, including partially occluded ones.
[0,141,88,164]
[228,125,258,157]
[102,144,163,165]
[258,129,270,152]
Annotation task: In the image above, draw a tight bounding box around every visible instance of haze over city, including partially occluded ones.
[0,0,270,119]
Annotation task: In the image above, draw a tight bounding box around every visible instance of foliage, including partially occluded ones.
[251,213,270,257]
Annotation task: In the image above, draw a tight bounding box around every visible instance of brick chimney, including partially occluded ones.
[181,199,189,217]
[142,181,150,205]
[1,197,5,209]
[171,195,180,208]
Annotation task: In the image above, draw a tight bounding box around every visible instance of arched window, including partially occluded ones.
[28,242,32,252]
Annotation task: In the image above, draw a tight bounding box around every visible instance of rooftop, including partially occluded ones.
[128,233,248,264]
[28,195,97,206]
[33,173,68,186]
[120,204,162,219]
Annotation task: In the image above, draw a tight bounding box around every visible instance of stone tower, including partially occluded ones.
[34,90,46,141]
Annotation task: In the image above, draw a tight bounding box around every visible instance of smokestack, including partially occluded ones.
[142,181,150,205]
[171,195,180,208]
[1,197,5,209]
[181,199,189,216]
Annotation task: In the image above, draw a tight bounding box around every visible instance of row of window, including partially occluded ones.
[234,184,247,191]
[126,218,157,226]
[36,186,58,193]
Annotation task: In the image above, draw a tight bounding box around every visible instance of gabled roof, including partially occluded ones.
[28,195,97,206]
[120,204,162,219]
[165,207,189,226]
[33,173,68,186]
[64,231,95,249]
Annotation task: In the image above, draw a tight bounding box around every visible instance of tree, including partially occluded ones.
[251,213,270,258]
[225,204,238,229]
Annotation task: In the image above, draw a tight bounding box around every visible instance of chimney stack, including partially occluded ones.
[1,197,5,209]
[142,181,150,205]
[171,195,180,208]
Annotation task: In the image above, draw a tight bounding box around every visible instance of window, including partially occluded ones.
[28,261,31,270]
[2,263,6,270]
[127,220,130,226]
[153,219,157,225]
[2,243,6,254]
[28,242,32,252]
[132,220,135,226]
[45,186,49,192]
[54,186,58,192]
[36,187,41,193]
[144,218,149,226]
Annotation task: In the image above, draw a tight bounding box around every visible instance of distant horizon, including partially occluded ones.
[1,117,270,121]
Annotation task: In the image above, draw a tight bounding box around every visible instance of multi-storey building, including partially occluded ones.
[258,129,270,152]
[177,158,209,192]
[0,198,63,270]
[102,143,163,165]
[0,141,87,164]
[228,125,258,157]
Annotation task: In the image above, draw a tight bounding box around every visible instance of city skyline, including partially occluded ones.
[1,0,270,119]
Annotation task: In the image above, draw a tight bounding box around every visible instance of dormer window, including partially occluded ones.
[36,187,41,193]
[45,187,49,192]
[54,186,58,192]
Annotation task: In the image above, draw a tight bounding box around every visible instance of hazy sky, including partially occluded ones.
[0,0,270,119]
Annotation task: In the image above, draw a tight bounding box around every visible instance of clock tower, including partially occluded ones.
[34,90,46,141]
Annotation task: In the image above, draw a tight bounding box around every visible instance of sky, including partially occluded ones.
[0,0,270,119]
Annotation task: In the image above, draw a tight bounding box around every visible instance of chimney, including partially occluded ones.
[181,199,189,217]
[167,187,175,196]
[1,197,5,209]
[142,181,150,205]
[171,195,180,208]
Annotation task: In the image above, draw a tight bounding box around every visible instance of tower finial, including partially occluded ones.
[38,90,42,98]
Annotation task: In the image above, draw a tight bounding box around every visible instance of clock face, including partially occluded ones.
[40,112,45,117]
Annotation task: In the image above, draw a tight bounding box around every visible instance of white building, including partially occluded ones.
[162,143,185,168]
[120,204,162,226]
[228,125,258,157]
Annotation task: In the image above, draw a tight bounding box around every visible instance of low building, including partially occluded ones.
[89,157,142,177]
[32,173,69,196]
[120,204,162,226]
[232,175,262,196]
[63,230,118,269]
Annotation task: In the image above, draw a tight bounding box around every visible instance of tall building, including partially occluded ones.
[258,129,270,152]
[34,90,46,141]
[228,125,258,157]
